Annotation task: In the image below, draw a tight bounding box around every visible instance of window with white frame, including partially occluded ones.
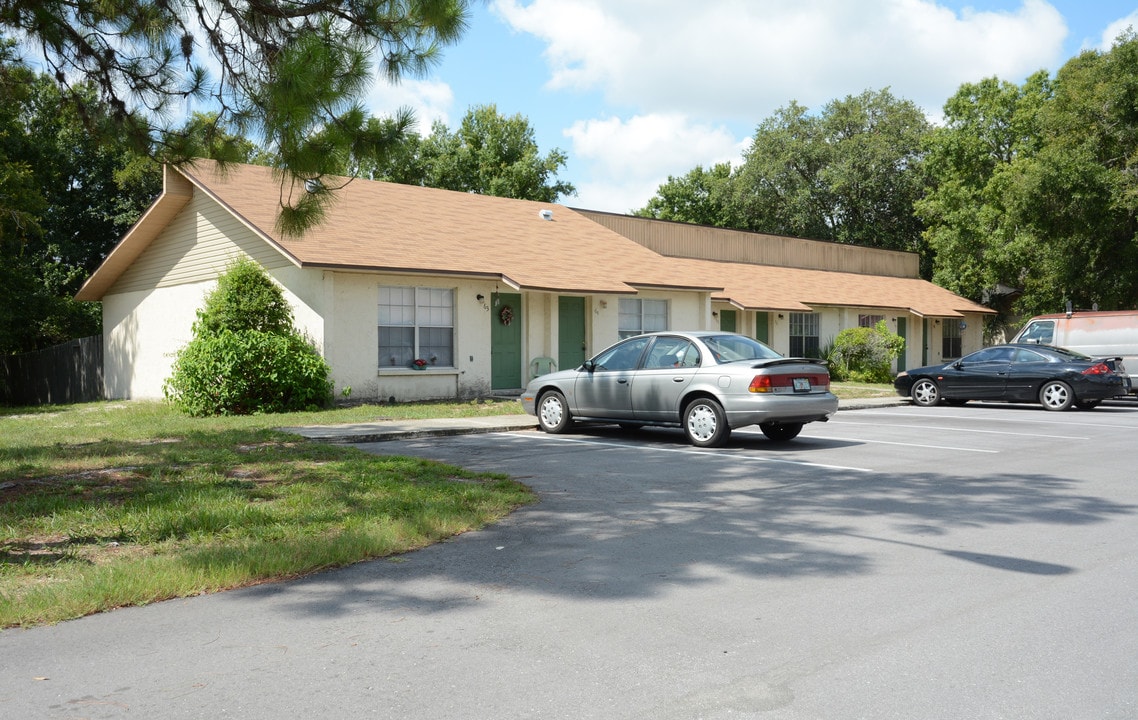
[789,312,820,357]
[618,298,668,338]
[858,314,884,328]
[378,286,454,368]
[942,320,962,359]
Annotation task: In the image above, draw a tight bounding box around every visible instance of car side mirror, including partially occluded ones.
[582,360,596,372]
[953,361,963,369]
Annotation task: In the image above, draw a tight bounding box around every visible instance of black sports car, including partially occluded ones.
[893,344,1129,410]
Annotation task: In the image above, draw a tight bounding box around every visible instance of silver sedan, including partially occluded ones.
[520,331,838,447]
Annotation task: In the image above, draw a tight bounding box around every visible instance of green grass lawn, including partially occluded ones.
[0,399,533,628]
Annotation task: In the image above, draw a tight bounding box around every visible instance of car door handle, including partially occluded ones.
[672,377,686,382]
[617,378,629,384]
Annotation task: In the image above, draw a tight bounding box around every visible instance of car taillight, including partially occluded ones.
[749,376,773,393]
[1083,363,1113,375]
[747,374,830,392]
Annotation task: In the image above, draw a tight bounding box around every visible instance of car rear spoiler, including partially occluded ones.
[752,357,829,368]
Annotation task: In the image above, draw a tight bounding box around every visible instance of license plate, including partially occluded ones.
[793,377,811,392]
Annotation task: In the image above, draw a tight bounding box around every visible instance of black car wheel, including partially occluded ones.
[683,398,730,448]
[537,390,573,433]
[759,421,803,442]
[910,378,941,407]
[1039,380,1074,411]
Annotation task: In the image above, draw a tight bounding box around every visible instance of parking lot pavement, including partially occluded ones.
[6,398,1134,720]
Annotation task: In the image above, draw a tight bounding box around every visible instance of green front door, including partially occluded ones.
[719,309,737,332]
[558,296,586,371]
[754,312,769,343]
[896,317,907,372]
[491,292,522,389]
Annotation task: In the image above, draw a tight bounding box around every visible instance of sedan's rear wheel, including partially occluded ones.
[910,378,941,407]
[537,390,573,433]
[1039,380,1074,411]
[683,398,730,448]
[759,422,803,442]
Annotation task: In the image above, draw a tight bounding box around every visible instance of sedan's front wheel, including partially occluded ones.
[683,398,730,448]
[910,378,941,407]
[1039,380,1074,411]
[537,390,573,433]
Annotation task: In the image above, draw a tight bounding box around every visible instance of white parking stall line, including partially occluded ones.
[830,419,1087,440]
[809,434,998,453]
[502,432,876,473]
[845,409,1138,431]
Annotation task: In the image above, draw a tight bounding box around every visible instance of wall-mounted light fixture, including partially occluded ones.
[778,313,784,319]
[598,300,608,309]
[712,311,719,318]
[476,294,484,302]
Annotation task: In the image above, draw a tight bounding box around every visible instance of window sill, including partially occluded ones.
[378,367,459,376]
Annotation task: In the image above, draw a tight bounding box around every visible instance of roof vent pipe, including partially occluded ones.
[539,209,553,221]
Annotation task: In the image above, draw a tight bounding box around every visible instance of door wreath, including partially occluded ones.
[499,305,514,326]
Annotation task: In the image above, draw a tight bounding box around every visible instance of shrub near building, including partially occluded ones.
[827,320,905,383]
[164,258,333,415]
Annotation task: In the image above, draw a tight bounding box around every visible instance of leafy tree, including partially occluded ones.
[363,104,576,202]
[634,163,734,225]
[1,0,471,234]
[727,100,833,239]
[639,90,931,259]
[732,90,931,255]
[164,257,332,416]
[1012,33,1138,312]
[915,73,1051,311]
[0,46,161,353]
[919,32,1138,317]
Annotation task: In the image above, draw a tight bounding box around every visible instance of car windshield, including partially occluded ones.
[702,334,783,363]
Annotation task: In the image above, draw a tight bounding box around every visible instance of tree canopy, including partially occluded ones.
[0,42,160,353]
[918,33,1138,319]
[361,104,576,202]
[0,0,471,235]
[638,89,931,262]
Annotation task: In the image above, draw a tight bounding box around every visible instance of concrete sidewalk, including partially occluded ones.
[281,396,908,443]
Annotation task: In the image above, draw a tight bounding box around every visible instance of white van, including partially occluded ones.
[1012,310,1138,395]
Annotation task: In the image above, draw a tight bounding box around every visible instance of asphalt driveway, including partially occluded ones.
[2,403,1137,719]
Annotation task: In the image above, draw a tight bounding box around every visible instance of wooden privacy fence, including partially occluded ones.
[0,336,104,406]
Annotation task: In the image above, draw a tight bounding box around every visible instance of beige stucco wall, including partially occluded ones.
[521,290,713,368]
[101,271,321,400]
[322,273,501,402]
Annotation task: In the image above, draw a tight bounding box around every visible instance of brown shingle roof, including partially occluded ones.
[677,258,993,317]
[78,160,992,319]
[183,160,717,294]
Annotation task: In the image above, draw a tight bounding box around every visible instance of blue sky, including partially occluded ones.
[367,1,1138,214]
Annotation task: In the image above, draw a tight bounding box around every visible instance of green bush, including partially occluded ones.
[194,257,294,335]
[164,258,333,416]
[829,320,905,383]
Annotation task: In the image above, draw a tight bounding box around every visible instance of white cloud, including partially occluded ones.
[564,113,746,212]
[491,0,1074,211]
[363,78,455,135]
[1098,12,1138,51]
[493,0,1068,120]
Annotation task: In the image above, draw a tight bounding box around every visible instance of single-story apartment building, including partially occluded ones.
[76,160,993,402]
